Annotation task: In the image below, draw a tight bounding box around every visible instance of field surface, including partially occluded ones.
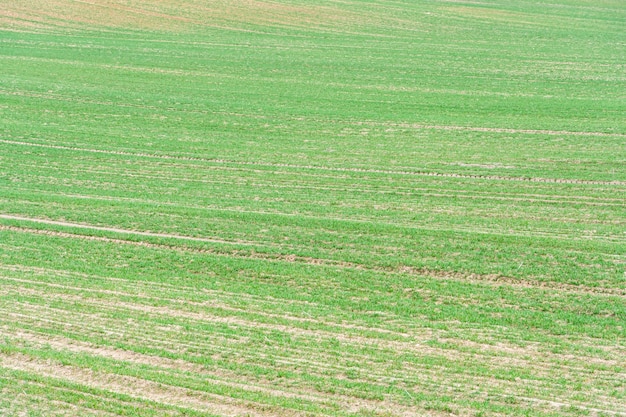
[1,0,625,416]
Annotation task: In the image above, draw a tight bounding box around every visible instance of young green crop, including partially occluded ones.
[0,0,624,415]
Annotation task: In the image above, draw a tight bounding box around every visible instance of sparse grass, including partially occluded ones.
[1,0,625,416]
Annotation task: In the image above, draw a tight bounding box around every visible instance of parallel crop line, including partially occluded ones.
[2,298,434,369]
[9,169,626,208]
[0,264,323,308]
[6,288,624,387]
[5,337,621,416]
[4,298,624,390]
[14,293,445,359]
[3,328,438,416]
[4,208,625,251]
[0,276,407,338]
[4,316,622,415]
[0,214,253,246]
[6,177,626,204]
[3,224,625,296]
[2,279,409,343]
[1,139,624,185]
[0,303,502,378]
[361,120,626,138]
[5,279,625,371]
[0,352,306,417]
[1,313,416,397]
[3,329,343,408]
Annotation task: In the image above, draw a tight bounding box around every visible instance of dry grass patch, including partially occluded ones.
[0,0,373,33]
[0,0,197,32]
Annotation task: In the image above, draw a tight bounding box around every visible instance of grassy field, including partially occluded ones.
[1,0,625,416]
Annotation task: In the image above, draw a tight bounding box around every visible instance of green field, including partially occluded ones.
[1,0,625,416]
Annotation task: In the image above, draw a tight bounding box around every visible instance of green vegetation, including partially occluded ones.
[0,0,624,415]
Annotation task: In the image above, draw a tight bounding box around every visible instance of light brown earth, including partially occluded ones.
[0,0,373,33]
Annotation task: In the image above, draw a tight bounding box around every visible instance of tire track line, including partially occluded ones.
[364,120,626,138]
[5,334,623,417]
[0,276,408,339]
[4,303,624,413]
[8,168,626,207]
[0,264,323,309]
[2,222,625,297]
[0,214,253,246]
[6,174,626,204]
[4,293,624,385]
[2,328,432,417]
[5,293,434,360]
[1,139,624,185]
[2,328,341,409]
[8,287,625,387]
[0,307,413,389]
[0,352,304,417]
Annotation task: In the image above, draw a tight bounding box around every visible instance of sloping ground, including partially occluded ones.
[1,0,625,416]
[0,0,396,33]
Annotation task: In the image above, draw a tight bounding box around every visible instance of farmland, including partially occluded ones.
[0,0,625,416]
